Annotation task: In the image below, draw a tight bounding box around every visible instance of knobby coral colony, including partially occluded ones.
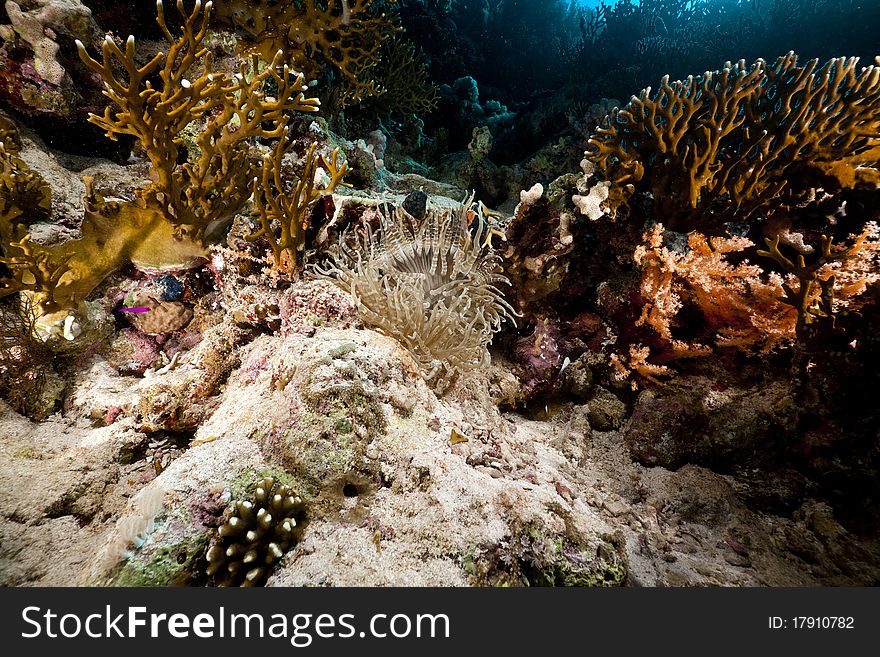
[206,478,305,587]
[314,194,517,390]
[0,0,349,337]
[585,53,880,379]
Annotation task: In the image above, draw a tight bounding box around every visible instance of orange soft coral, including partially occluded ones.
[618,222,880,382]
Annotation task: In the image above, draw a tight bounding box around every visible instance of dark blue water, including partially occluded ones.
[408,0,879,163]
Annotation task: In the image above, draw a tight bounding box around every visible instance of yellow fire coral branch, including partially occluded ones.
[247,136,350,271]
[588,53,880,232]
[370,36,439,116]
[1,123,57,308]
[75,1,217,203]
[76,0,321,240]
[757,234,843,340]
[214,0,399,103]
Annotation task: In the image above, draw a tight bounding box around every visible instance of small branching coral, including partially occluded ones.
[611,222,880,385]
[368,35,439,117]
[314,193,517,390]
[588,53,880,231]
[0,114,53,300]
[205,478,305,587]
[757,227,880,344]
[0,295,53,416]
[246,134,350,272]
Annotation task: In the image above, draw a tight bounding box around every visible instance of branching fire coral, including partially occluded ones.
[0,113,58,308]
[1,0,337,324]
[0,112,51,250]
[314,194,517,390]
[76,0,320,241]
[757,226,880,342]
[213,0,399,103]
[369,35,439,116]
[588,53,880,232]
[246,136,350,272]
[0,295,53,416]
[580,53,880,384]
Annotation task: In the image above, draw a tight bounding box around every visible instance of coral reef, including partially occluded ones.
[501,53,880,392]
[585,55,880,378]
[1,0,339,326]
[1,0,880,595]
[206,477,305,586]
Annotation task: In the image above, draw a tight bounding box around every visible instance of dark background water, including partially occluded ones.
[401,0,880,162]
[412,0,880,103]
